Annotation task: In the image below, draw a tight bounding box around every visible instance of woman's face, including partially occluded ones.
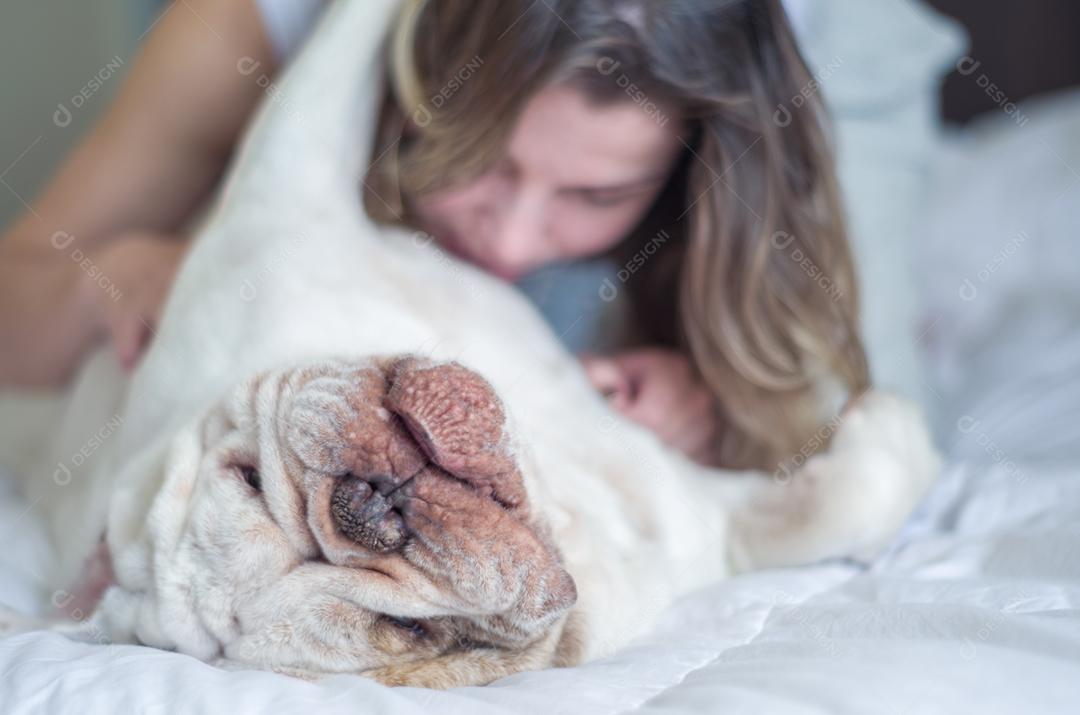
[411,84,683,281]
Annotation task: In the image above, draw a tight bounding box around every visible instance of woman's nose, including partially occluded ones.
[485,189,548,273]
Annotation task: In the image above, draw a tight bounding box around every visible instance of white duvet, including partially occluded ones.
[4,11,1080,715]
[3,446,1079,714]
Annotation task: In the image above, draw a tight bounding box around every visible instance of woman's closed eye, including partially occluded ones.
[568,176,667,208]
[574,189,636,208]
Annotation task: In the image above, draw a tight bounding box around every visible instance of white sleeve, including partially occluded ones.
[254,0,330,61]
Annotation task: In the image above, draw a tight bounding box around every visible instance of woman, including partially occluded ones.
[0,0,867,471]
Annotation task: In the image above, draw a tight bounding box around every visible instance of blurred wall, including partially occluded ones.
[0,0,149,229]
[927,0,1080,123]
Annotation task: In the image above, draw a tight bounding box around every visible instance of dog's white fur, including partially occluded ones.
[5,0,940,687]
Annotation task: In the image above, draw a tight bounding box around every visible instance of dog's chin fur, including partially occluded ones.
[90,358,579,686]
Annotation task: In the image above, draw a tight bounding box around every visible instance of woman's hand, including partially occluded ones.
[581,347,720,465]
[82,232,188,372]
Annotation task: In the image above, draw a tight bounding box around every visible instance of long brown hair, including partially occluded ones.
[365,0,870,470]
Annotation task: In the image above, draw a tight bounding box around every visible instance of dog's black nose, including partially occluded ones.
[330,474,406,552]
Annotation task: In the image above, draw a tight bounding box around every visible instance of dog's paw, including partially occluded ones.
[832,392,941,490]
[799,391,942,561]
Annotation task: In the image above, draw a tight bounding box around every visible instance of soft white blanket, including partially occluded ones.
[3,455,1078,713]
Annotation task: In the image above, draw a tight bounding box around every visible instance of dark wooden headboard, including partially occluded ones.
[926,0,1080,124]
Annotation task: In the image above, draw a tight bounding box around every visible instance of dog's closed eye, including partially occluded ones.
[234,464,262,492]
[384,615,426,638]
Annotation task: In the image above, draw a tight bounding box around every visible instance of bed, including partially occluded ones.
[3,1,1080,712]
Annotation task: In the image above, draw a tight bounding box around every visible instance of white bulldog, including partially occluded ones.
[3,0,940,688]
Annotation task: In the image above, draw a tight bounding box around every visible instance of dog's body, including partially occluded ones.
[5,0,940,687]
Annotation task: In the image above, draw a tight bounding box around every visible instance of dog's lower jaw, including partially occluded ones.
[361,613,574,688]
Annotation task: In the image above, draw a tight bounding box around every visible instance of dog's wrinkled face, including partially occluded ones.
[128,357,576,687]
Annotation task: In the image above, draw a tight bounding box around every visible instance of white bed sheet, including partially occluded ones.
[3,65,1080,715]
[2,458,1078,714]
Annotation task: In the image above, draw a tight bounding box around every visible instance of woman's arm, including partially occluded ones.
[0,0,279,387]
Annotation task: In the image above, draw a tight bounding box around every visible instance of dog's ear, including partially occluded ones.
[107,417,205,584]
[100,414,218,655]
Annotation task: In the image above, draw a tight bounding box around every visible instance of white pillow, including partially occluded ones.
[792,0,966,404]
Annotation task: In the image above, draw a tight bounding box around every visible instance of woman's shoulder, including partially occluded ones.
[254,0,329,61]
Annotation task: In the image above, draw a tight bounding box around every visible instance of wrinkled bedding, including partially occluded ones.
[4,38,1080,715]
[3,453,1078,713]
